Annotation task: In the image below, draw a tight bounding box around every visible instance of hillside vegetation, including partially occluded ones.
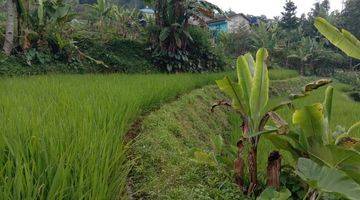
[130,77,360,199]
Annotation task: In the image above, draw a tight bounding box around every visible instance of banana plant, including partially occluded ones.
[314,17,360,60]
[286,37,328,75]
[297,158,360,200]
[214,48,295,194]
[85,0,120,34]
[266,86,360,199]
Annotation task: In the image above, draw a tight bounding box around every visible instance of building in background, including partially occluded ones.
[139,6,155,17]
[207,13,251,36]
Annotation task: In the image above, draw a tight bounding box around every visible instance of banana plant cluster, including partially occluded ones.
[156,0,222,51]
[150,0,223,72]
[214,48,292,194]
[85,0,142,39]
[266,86,360,200]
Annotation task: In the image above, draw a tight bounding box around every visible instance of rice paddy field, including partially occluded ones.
[0,73,226,199]
[1,70,359,199]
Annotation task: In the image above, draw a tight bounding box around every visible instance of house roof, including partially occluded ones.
[140,6,155,14]
[207,13,250,24]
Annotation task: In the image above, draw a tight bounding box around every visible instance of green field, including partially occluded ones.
[1,70,359,199]
[0,73,226,199]
[130,77,360,199]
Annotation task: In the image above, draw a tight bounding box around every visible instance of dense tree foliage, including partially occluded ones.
[341,0,360,38]
[0,0,358,75]
[149,0,225,72]
[280,0,298,30]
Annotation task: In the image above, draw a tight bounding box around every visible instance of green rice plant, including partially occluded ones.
[268,69,298,80]
[0,73,226,199]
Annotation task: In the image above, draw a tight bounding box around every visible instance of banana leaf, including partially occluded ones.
[250,48,269,122]
[293,103,325,144]
[314,17,360,60]
[216,76,246,114]
[297,158,360,200]
[236,55,253,113]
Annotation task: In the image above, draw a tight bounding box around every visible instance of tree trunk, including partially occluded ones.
[3,0,16,55]
[300,64,305,76]
[155,0,166,27]
[247,146,257,194]
[234,140,245,192]
[266,151,281,190]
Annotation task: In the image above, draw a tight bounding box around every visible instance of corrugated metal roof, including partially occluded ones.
[140,6,155,14]
[207,13,249,24]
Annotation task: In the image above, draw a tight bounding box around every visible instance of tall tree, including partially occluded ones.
[321,0,330,13]
[2,0,16,55]
[302,0,333,37]
[341,0,360,38]
[280,0,299,30]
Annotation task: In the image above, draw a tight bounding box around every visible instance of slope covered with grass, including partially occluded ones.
[130,85,245,199]
[0,73,227,199]
[130,76,360,199]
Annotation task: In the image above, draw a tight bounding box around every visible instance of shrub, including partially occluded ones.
[187,26,227,71]
[311,51,347,76]
[77,38,155,73]
[334,70,360,88]
[349,92,360,102]
[149,26,227,73]
[0,53,94,76]
[218,29,254,58]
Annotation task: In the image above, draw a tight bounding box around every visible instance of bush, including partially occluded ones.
[0,37,156,76]
[218,30,254,58]
[349,92,360,102]
[334,70,360,88]
[0,52,94,76]
[187,26,227,71]
[311,51,347,76]
[149,26,227,73]
[77,38,155,73]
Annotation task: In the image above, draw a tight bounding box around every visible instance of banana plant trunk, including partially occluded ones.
[247,143,258,194]
[234,140,245,191]
[266,151,281,190]
[3,0,16,55]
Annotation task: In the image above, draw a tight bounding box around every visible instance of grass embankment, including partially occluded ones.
[131,75,360,199]
[0,73,227,199]
[130,85,244,199]
[268,68,299,80]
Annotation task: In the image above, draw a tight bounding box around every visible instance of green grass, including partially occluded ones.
[268,69,299,80]
[0,73,227,199]
[130,85,245,199]
[1,69,354,199]
[130,76,360,199]
[270,81,360,131]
